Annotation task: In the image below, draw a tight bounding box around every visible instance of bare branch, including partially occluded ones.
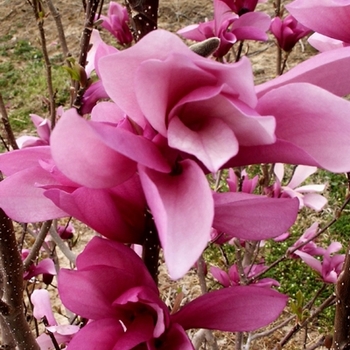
[0,208,39,349]
[0,93,18,150]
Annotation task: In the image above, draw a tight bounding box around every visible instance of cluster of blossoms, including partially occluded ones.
[1,0,350,348]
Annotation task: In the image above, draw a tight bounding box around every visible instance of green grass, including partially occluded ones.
[0,35,70,133]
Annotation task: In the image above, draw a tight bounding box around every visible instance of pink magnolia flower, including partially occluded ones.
[294,242,345,284]
[227,168,259,193]
[82,30,118,114]
[0,120,147,244]
[57,223,75,240]
[211,263,279,288]
[99,29,276,173]
[287,0,350,46]
[270,14,311,52]
[31,289,79,349]
[58,237,288,349]
[178,0,270,57]
[98,29,350,175]
[269,163,328,211]
[16,114,51,149]
[289,222,326,257]
[98,1,133,45]
[21,249,56,281]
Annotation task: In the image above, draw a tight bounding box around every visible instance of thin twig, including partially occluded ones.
[29,0,56,128]
[45,0,70,59]
[0,92,18,150]
[23,221,52,271]
[49,226,77,265]
[72,0,101,110]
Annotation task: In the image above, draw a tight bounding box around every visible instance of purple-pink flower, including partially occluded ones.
[211,263,279,288]
[58,237,288,349]
[289,222,326,257]
[31,289,79,349]
[294,242,345,284]
[178,0,270,57]
[268,164,328,211]
[21,249,56,281]
[270,14,311,52]
[98,1,133,45]
[16,114,51,149]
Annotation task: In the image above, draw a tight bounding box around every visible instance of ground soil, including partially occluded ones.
[0,1,327,349]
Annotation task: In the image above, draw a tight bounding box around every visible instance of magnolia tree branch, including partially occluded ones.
[0,92,18,150]
[272,294,335,350]
[0,208,39,349]
[23,220,52,271]
[49,225,77,265]
[73,0,102,110]
[332,241,350,350]
[45,0,70,59]
[29,0,57,128]
[142,210,160,284]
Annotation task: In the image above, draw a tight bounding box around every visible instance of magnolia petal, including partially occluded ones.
[139,160,214,279]
[294,250,322,274]
[213,192,298,240]
[295,184,326,193]
[31,290,57,326]
[258,83,350,172]
[99,30,194,126]
[51,108,136,188]
[228,83,350,171]
[76,237,157,292]
[172,286,287,331]
[256,46,350,98]
[64,318,124,350]
[0,146,51,176]
[112,314,155,349]
[308,33,348,52]
[45,185,145,243]
[28,258,56,279]
[288,165,317,189]
[210,267,231,287]
[90,121,172,173]
[91,101,126,123]
[0,166,68,222]
[302,193,328,211]
[156,323,194,350]
[136,53,217,137]
[286,0,350,43]
[58,267,136,320]
[168,116,238,172]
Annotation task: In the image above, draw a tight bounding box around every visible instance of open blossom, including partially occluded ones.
[287,0,350,52]
[98,1,132,45]
[267,163,327,211]
[31,289,79,349]
[178,0,270,57]
[289,222,325,257]
[227,168,259,193]
[58,237,287,349]
[294,242,345,284]
[211,263,279,288]
[270,14,311,52]
[16,114,51,149]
